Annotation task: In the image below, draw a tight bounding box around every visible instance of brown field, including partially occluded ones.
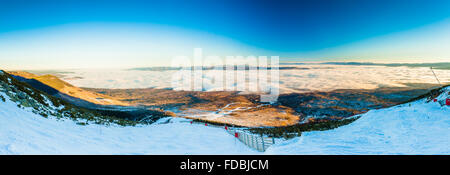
[85,83,438,127]
[84,88,301,126]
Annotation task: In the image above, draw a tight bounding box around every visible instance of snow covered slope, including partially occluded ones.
[1,66,448,154]
[0,92,255,154]
[267,87,450,155]
[0,70,254,154]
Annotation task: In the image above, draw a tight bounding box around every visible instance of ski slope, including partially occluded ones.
[0,92,255,155]
[267,87,450,155]
[1,87,449,154]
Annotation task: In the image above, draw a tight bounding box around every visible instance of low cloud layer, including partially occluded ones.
[61,64,450,94]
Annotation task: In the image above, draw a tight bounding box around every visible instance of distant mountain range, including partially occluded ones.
[320,62,450,70]
[128,66,309,71]
[128,62,450,71]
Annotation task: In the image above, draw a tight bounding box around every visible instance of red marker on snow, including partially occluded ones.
[234,132,239,138]
[225,126,228,130]
[205,123,207,126]
[433,99,437,102]
[446,98,450,106]
[190,121,192,124]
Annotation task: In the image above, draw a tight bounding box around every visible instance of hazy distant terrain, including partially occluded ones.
[319,62,450,70]
[55,63,450,94]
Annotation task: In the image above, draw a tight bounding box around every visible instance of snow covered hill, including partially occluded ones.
[0,92,255,154]
[267,86,450,155]
[1,68,449,154]
[0,70,254,154]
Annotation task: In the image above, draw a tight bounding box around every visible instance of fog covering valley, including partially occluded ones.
[55,63,450,94]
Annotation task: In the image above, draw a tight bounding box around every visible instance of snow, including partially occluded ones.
[0,92,256,155]
[266,87,450,155]
[1,87,449,154]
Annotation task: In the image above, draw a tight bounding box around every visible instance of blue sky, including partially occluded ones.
[1,0,450,69]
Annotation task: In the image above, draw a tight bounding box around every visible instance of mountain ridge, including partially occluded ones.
[0,70,172,125]
[8,71,129,107]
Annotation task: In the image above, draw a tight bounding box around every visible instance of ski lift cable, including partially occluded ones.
[430,67,442,87]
